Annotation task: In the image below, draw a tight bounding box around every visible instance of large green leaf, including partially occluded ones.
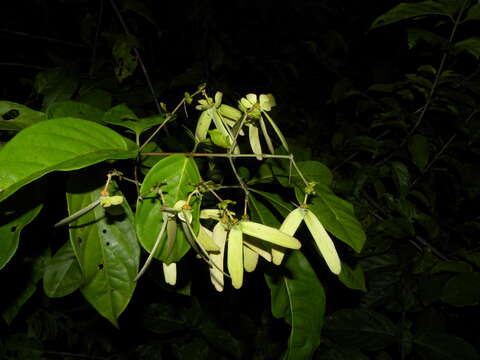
[135,155,201,264]
[413,332,479,360]
[308,184,365,253]
[370,1,458,30]
[0,183,44,270]
[46,100,104,122]
[66,172,139,326]
[0,101,46,131]
[324,309,396,351]
[0,118,138,202]
[265,251,326,360]
[43,240,83,298]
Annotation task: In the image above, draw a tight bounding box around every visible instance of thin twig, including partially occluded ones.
[362,192,448,260]
[411,109,478,186]
[89,0,104,77]
[39,350,107,359]
[289,154,309,187]
[0,62,48,70]
[373,2,468,168]
[140,151,292,159]
[139,88,203,151]
[0,29,88,48]
[109,0,163,119]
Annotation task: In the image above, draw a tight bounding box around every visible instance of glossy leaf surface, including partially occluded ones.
[265,251,326,360]
[102,104,166,136]
[135,155,201,264]
[46,100,104,122]
[0,101,46,131]
[66,172,139,326]
[0,118,138,201]
[308,184,366,253]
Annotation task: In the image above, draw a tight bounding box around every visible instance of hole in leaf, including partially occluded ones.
[2,109,20,120]
[106,242,110,246]
[102,229,107,234]
[98,264,104,270]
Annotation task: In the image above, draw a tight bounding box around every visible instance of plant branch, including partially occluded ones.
[109,0,163,119]
[139,88,203,151]
[373,3,467,168]
[0,62,48,70]
[89,0,104,77]
[0,29,88,48]
[361,191,448,260]
[140,151,292,159]
[411,109,478,186]
[409,2,467,136]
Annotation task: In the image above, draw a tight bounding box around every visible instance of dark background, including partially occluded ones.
[1,0,480,359]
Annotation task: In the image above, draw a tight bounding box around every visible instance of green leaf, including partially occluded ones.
[390,161,410,196]
[370,1,458,30]
[250,189,294,218]
[407,28,448,49]
[413,332,479,360]
[308,184,366,253]
[455,37,480,59]
[408,135,430,170]
[324,309,396,351]
[102,104,167,136]
[248,193,281,227]
[0,118,138,202]
[441,272,480,306]
[463,3,480,22]
[338,262,367,292]
[122,0,157,25]
[273,160,333,189]
[112,34,138,83]
[46,100,104,122]
[0,183,44,270]
[43,240,83,298]
[431,260,473,274]
[66,172,139,326]
[208,129,231,148]
[0,101,46,131]
[265,251,326,360]
[135,155,201,264]
[34,67,78,109]
[78,88,112,111]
